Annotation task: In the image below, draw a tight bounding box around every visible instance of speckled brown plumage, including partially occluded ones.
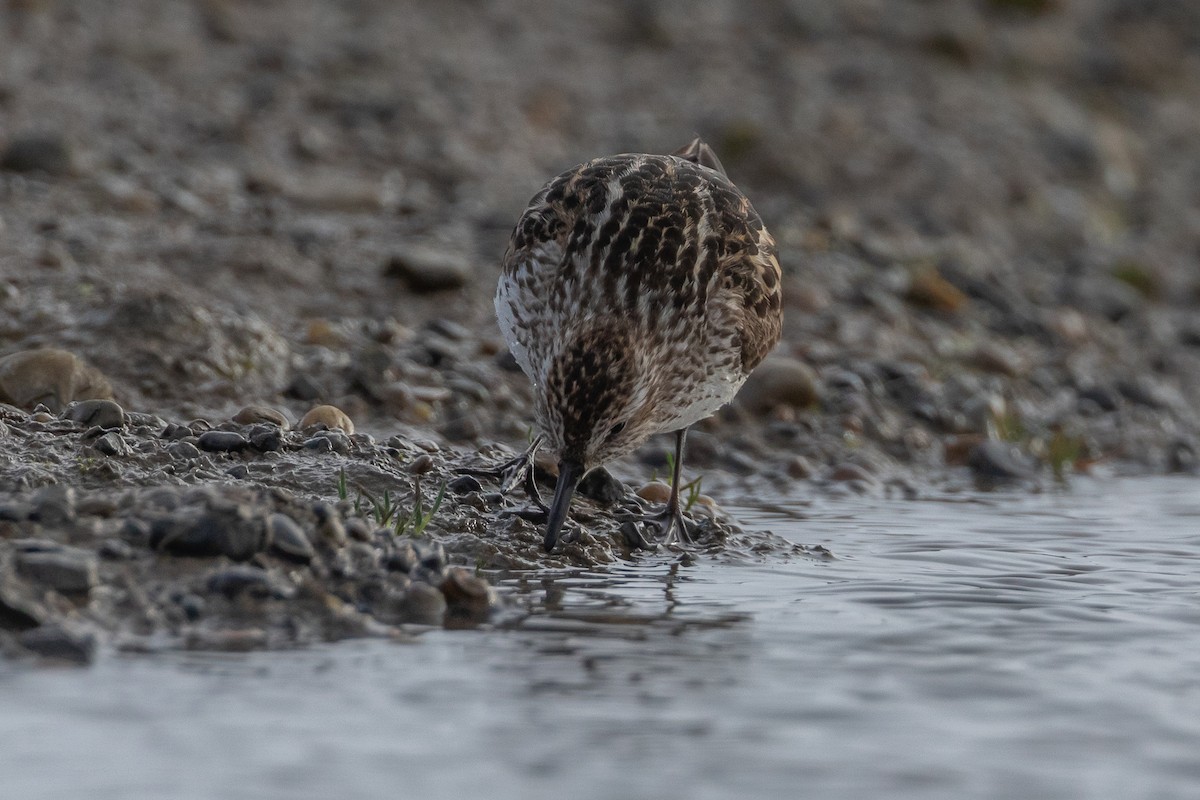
[496,138,782,550]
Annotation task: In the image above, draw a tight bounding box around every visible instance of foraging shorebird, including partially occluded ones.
[495,137,782,552]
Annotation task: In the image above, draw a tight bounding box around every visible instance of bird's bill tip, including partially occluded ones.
[544,459,585,552]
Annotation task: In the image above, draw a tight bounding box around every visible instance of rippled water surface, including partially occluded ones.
[4,477,1200,800]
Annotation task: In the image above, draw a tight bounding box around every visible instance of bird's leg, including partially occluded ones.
[457,435,548,511]
[641,428,694,546]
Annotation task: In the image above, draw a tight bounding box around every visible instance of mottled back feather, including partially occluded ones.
[496,140,782,467]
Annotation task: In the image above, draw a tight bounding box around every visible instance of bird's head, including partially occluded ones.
[536,318,659,550]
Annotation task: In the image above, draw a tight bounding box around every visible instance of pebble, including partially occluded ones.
[299,404,354,434]
[578,467,625,506]
[344,517,372,542]
[906,267,968,312]
[16,548,98,594]
[249,428,283,452]
[447,475,483,495]
[426,318,471,341]
[386,540,419,573]
[971,343,1023,377]
[384,247,471,292]
[0,502,31,522]
[785,455,815,479]
[285,374,326,401]
[828,462,878,484]
[18,625,96,665]
[440,567,496,622]
[1078,385,1120,413]
[98,538,135,560]
[312,502,347,546]
[0,592,43,631]
[150,505,267,561]
[439,414,482,442]
[967,440,1035,482]
[736,356,820,414]
[0,348,112,412]
[206,566,276,600]
[197,430,249,453]
[1,134,75,175]
[93,431,132,457]
[637,482,672,504]
[313,429,352,455]
[267,513,315,563]
[30,485,76,526]
[176,593,205,622]
[232,405,290,429]
[167,441,203,460]
[63,399,125,429]
[301,436,334,454]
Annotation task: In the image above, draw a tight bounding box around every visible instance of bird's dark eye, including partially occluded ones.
[606,422,626,441]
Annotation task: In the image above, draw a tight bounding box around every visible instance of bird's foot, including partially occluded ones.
[619,501,697,551]
[456,439,547,511]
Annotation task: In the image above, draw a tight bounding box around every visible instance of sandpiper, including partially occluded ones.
[495,137,783,552]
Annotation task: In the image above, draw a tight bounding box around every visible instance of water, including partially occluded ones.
[3,477,1199,800]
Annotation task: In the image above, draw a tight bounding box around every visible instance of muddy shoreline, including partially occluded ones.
[3,1,1200,662]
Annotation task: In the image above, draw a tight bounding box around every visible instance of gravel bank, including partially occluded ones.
[2,0,1198,661]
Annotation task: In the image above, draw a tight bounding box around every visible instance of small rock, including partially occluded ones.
[249,428,283,452]
[285,373,326,401]
[384,247,471,293]
[386,540,419,573]
[447,475,483,495]
[98,538,135,560]
[232,405,290,429]
[828,462,878,484]
[1166,440,1197,474]
[93,431,132,457]
[637,482,673,504]
[0,592,43,631]
[1078,385,1120,413]
[401,581,448,625]
[176,593,205,622]
[167,441,203,460]
[267,513,315,563]
[736,356,820,413]
[30,485,76,526]
[439,414,482,442]
[411,539,447,581]
[150,505,267,561]
[312,502,347,546]
[18,625,96,665]
[409,454,435,475]
[0,502,31,522]
[785,455,815,479]
[310,429,351,455]
[206,566,275,600]
[906,266,968,312]
[344,517,372,542]
[0,348,112,412]
[299,404,354,434]
[302,436,334,453]
[1,134,75,175]
[440,567,496,623]
[578,467,625,506]
[63,398,125,429]
[971,343,1023,377]
[197,430,249,453]
[16,549,98,594]
[968,440,1035,482]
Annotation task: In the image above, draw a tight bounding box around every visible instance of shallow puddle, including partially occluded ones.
[3,477,1199,799]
